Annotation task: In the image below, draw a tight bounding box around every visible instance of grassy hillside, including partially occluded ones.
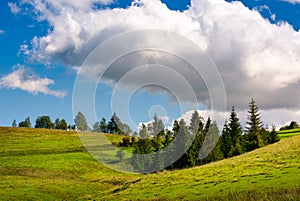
[278,128,300,140]
[0,127,299,200]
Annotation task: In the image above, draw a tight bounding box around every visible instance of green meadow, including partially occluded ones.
[0,127,299,200]
[278,128,300,140]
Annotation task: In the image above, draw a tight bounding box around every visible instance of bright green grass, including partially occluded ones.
[278,128,300,140]
[279,128,300,134]
[0,127,299,200]
[0,127,137,200]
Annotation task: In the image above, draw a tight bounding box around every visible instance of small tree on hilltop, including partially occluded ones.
[289,121,299,130]
[19,117,31,128]
[74,111,89,132]
[35,116,54,129]
[107,113,118,134]
[267,126,280,144]
[12,119,17,127]
[55,118,61,129]
[59,119,68,130]
[99,117,107,133]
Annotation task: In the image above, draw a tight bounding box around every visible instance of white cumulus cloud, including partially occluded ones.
[18,0,300,125]
[0,66,67,98]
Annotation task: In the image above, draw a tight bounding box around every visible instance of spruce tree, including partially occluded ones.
[12,119,17,127]
[92,121,101,132]
[164,120,180,170]
[220,120,231,158]
[107,114,118,134]
[267,126,279,144]
[245,98,264,151]
[186,113,205,167]
[204,117,211,133]
[189,110,201,135]
[60,119,68,130]
[99,118,107,133]
[201,121,223,164]
[227,106,243,157]
[55,118,61,129]
[74,112,88,131]
[172,119,190,169]
[130,124,153,173]
[147,113,164,138]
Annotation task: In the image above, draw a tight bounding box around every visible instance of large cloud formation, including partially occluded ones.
[19,0,300,125]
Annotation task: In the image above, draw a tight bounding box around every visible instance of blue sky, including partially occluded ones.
[1,0,300,129]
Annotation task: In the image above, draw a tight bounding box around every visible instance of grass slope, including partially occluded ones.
[278,128,300,140]
[0,127,299,200]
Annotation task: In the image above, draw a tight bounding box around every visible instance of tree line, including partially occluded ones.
[126,98,280,173]
[12,116,70,130]
[11,98,296,173]
[12,111,132,134]
[279,121,299,131]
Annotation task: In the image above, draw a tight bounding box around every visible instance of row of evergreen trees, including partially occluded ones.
[12,116,69,130]
[12,111,131,133]
[92,112,131,135]
[129,99,279,173]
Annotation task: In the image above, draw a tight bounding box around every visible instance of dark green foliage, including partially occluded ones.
[201,121,223,163]
[221,107,244,158]
[128,99,277,173]
[130,124,153,173]
[172,120,180,136]
[267,126,280,144]
[35,116,54,129]
[18,117,31,128]
[59,119,68,130]
[172,119,191,169]
[186,131,201,167]
[245,98,264,151]
[150,138,165,171]
[107,113,131,135]
[53,118,68,130]
[185,111,205,167]
[12,119,17,127]
[220,120,231,158]
[164,129,173,146]
[131,136,136,145]
[74,111,89,132]
[147,113,164,138]
[55,118,60,129]
[99,118,107,133]
[119,137,131,147]
[280,121,299,131]
[107,114,118,134]
[288,121,299,129]
[204,116,211,133]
